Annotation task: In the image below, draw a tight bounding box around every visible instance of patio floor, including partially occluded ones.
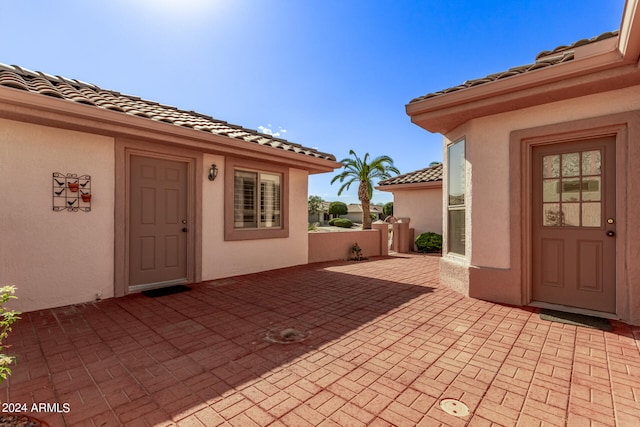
[2,254,640,426]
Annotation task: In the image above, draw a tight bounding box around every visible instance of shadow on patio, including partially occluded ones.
[3,255,439,426]
[2,254,640,426]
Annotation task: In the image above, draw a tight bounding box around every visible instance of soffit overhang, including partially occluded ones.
[0,86,341,174]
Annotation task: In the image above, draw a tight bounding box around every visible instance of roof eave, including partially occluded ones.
[376,181,443,192]
[406,36,635,134]
[0,86,341,174]
[619,0,640,62]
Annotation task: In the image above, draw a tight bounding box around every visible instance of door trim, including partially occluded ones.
[530,137,616,313]
[509,111,634,320]
[114,138,202,296]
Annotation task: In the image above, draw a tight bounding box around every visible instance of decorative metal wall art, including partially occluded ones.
[52,172,91,212]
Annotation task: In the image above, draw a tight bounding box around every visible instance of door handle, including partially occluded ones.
[606,230,615,237]
[182,228,188,232]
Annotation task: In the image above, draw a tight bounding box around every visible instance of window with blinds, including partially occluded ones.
[234,170,281,229]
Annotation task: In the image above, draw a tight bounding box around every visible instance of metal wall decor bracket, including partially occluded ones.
[53,172,91,212]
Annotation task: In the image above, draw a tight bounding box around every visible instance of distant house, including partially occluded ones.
[308,202,384,225]
[308,201,331,224]
[406,0,640,325]
[344,204,384,224]
[377,163,443,237]
[0,63,339,312]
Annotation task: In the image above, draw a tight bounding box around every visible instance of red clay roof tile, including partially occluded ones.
[410,31,618,104]
[378,163,442,186]
[0,63,336,161]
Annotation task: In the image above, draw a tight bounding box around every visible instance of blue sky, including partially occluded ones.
[1,0,625,204]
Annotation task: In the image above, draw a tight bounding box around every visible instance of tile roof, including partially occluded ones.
[347,203,383,213]
[409,31,619,103]
[378,163,442,186]
[0,63,335,161]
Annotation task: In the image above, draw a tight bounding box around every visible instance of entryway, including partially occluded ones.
[531,136,616,313]
[129,155,190,292]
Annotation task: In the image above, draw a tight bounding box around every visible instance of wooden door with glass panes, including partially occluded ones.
[532,137,616,313]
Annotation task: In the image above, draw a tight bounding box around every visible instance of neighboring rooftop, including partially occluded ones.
[347,203,383,213]
[0,63,335,161]
[409,31,619,103]
[378,163,442,187]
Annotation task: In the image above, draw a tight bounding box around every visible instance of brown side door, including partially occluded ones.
[129,155,188,288]
[532,137,616,313]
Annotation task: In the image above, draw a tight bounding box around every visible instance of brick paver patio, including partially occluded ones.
[2,254,640,426]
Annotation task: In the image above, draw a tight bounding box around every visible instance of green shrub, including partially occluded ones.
[328,201,348,217]
[415,232,442,253]
[383,202,393,216]
[331,218,353,228]
[0,286,20,383]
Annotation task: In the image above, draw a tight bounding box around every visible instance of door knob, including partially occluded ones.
[606,230,615,237]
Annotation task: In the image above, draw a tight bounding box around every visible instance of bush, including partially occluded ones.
[383,202,393,216]
[330,218,353,228]
[0,286,20,383]
[415,232,442,253]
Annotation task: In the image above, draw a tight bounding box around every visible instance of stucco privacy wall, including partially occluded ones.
[201,153,309,280]
[394,188,443,236]
[0,118,115,312]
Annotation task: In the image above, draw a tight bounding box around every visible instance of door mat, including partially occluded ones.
[539,309,612,332]
[142,285,191,298]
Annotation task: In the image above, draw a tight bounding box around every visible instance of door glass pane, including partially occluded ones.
[541,147,607,228]
[561,179,581,202]
[543,155,559,178]
[562,153,580,177]
[582,177,601,201]
[582,150,601,176]
[582,202,601,227]
[543,203,561,226]
[562,203,580,226]
[543,179,559,202]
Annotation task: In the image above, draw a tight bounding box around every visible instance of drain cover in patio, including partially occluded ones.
[264,327,310,344]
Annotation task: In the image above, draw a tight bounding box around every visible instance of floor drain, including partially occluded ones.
[440,399,469,417]
[264,327,310,344]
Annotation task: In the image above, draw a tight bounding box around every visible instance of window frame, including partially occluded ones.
[224,158,289,241]
[447,138,466,256]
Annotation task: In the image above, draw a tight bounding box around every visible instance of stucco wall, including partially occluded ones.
[440,85,640,324]
[0,118,115,312]
[444,85,640,270]
[308,225,387,264]
[393,186,443,237]
[201,154,309,279]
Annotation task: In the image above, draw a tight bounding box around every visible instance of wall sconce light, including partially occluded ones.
[208,164,218,181]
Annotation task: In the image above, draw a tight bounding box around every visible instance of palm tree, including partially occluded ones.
[331,150,400,230]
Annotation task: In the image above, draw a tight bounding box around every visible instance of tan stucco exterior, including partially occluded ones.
[379,183,443,238]
[0,75,338,312]
[1,119,116,311]
[407,1,640,325]
[439,88,640,326]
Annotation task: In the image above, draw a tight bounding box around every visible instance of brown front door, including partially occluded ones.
[532,137,616,313]
[129,155,188,289]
